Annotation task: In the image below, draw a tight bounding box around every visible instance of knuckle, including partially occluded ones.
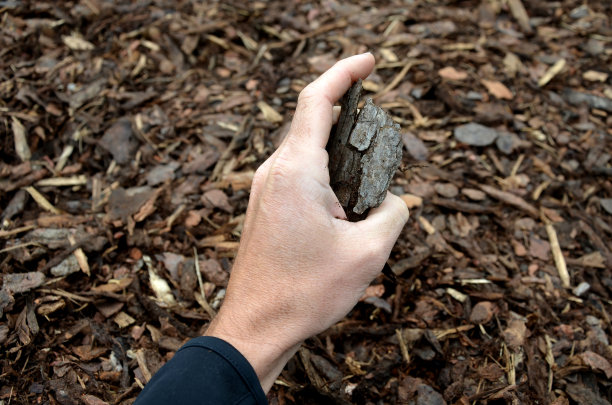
[269,164,288,182]
[297,86,317,106]
[252,165,268,189]
[304,148,329,169]
[268,154,295,183]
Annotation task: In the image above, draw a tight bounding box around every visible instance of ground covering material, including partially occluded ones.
[1,0,611,404]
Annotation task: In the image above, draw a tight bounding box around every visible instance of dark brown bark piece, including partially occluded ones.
[327,80,402,221]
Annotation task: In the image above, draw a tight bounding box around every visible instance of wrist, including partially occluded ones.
[205,305,300,392]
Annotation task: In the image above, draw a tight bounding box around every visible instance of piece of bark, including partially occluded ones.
[507,0,533,34]
[478,184,539,218]
[327,80,402,221]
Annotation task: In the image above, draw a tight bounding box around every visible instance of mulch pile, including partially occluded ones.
[1,0,611,404]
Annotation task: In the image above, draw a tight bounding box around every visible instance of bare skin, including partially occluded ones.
[205,53,409,392]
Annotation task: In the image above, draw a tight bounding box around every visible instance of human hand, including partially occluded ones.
[205,53,409,391]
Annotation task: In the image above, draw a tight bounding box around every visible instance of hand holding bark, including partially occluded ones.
[205,53,409,392]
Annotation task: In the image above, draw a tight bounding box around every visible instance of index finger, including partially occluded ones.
[288,53,375,150]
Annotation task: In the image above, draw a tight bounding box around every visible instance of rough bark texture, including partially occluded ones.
[327,80,403,221]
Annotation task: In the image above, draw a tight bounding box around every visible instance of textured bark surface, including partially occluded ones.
[327,80,403,221]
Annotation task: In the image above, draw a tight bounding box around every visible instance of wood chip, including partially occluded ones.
[579,351,612,379]
[507,0,532,33]
[143,255,176,306]
[481,79,513,100]
[400,193,423,209]
[362,80,381,92]
[82,395,109,405]
[37,299,66,316]
[538,59,566,87]
[91,277,133,293]
[379,48,399,63]
[503,52,523,78]
[438,66,468,81]
[434,183,459,198]
[134,349,152,383]
[114,311,135,328]
[502,320,526,349]
[461,188,486,201]
[2,272,45,294]
[446,288,468,303]
[566,251,606,269]
[600,198,612,215]
[96,301,124,318]
[582,70,608,82]
[418,216,436,235]
[68,235,90,276]
[62,34,95,51]
[470,301,498,324]
[237,30,258,51]
[257,101,283,123]
[12,117,31,162]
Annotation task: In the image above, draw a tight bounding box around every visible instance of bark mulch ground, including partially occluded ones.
[1,0,611,404]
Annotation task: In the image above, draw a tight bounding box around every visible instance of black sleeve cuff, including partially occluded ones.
[135,336,268,405]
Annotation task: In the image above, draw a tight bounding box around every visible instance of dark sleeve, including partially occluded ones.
[134,336,267,405]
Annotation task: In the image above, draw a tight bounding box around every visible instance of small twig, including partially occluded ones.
[268,20,348,49]
[395,329,411,366]
[510,154,525,177]
[398,162,429,173]
[40,239,90,273]
[502,342,516,385]
[298,347,326,390]
[545,222,570,288]
[544,335,554,392]
[68,235,90,276]
[374,60,415,99]
[112,383,140,405]
[24,186,62,214]
[134,349,152,383]
[211,116,252,181]
[0,225,35,238]
[39,288,95,304]
[194,247,216,318]
[479,184,539,218]
[0,242,38,254]
[472,366,484,405]
[417,216,436,235]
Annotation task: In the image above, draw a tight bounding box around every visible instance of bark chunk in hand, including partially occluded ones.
[327,80,402,221]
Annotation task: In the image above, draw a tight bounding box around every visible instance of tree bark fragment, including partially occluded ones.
[327,80,402,221]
